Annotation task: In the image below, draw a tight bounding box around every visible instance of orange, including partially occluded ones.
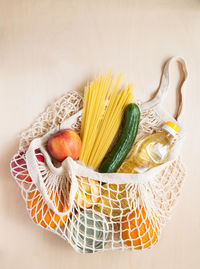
[27,190,69,228]
[121,206,160,249]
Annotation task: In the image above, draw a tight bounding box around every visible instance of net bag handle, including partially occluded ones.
[140,56,188,122]
[25,112,82,216]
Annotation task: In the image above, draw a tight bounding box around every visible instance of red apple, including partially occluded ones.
[47,129,81,162]
[11,150,44,183]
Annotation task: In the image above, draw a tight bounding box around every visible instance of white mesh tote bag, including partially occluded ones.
[10,56,188,253]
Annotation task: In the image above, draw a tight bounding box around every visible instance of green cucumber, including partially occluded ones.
[99,103,140,173]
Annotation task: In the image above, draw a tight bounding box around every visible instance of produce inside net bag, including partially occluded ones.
[10,56,188,253]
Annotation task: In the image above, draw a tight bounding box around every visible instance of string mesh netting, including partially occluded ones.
[10,90,185,253]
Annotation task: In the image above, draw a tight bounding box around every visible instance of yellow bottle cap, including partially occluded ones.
[162,121,179,137]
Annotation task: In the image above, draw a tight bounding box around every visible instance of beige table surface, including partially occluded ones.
[1,0,200,268]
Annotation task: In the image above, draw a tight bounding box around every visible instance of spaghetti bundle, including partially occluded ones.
[79,72,133,169]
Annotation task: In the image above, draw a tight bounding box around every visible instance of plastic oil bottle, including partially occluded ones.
[118,121,179,174]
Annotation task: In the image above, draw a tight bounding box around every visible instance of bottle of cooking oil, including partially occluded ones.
[118,121,179,174]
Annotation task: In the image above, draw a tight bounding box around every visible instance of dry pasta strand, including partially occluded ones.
[79,72,134,169]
